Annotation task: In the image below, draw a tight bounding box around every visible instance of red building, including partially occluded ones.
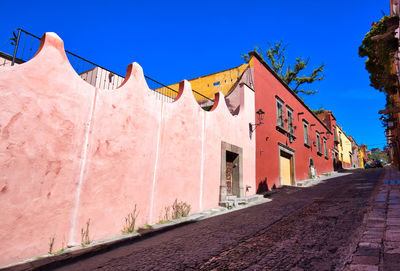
[249,53,334,191]
[316,110,340,170]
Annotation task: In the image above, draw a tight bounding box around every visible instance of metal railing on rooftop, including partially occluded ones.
[1,28,213,106]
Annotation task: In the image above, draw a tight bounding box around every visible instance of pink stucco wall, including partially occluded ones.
[0,33,255,266]
[0,33,94,266]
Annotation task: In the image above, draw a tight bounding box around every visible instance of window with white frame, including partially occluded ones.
[287,107,294,134]
[316,132,321,153]
[276,98,285,128]
[303,121,309,145]
[324,138,328,157]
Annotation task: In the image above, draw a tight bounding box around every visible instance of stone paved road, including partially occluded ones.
[48,168,383,271]
[347,167,400,271]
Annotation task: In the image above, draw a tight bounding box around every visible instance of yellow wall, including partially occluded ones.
[358,149,364,168]
[155,63,250,101]
[337,126,352,164]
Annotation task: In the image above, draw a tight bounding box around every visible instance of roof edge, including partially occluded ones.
[249,51,332,134]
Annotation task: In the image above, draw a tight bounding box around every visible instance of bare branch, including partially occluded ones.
[244,41,324,96]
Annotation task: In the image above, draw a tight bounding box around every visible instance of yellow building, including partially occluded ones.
[336,126,353,168]
[169,63,249,97]
[154,62,252,105]
[358,148,364,168]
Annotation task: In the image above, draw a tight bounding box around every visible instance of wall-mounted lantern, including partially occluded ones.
[249,109,265,132]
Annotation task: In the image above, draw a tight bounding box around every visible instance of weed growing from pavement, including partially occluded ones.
[48,235,55,254]
[81,219,91,247]
[48,235,66,255]
[54,236,66,255]
[140,224,152,229]
[157,199,191,224]
[156,220,170,225]
[163,206,171,221]
[171,199,191,219]
[122,204,139,234]
[54,248,66,255]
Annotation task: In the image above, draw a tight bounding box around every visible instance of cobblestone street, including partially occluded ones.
[15,168,387,271]
[347,167,400,271]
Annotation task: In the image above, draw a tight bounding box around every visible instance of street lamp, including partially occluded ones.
[249,109,265,132]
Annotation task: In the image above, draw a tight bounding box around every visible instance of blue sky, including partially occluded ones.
[0,0,389,149]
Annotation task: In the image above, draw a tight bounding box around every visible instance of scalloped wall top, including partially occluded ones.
[20,31,252,118]
[211,91,233,117]
[173,80,201,107]
[33,32,67,60]
[208,83,249,118]
[117,62,150,91]
[173,79,249,118]
[208,92,220,112]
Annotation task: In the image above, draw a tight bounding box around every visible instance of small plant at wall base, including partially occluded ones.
[359,15,400,95]
[171,199,191,219]
[164,206,171,221]
[157,200,191,224]
[48,235,55,254]
[156,206,171,225]
[122,204,139,234]
[81,219,91,247]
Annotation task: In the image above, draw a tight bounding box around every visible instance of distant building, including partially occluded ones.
[315,110,340,171]
[370,148,380,154]
[348,135,360,168]
[360,144,369,166]
[79,66,124,90]
[335,126,353,169]
[0,51,23,67]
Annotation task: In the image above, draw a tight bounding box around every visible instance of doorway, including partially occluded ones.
[220,142,243,202]
[280,150,293,186]
[226,151,239,196]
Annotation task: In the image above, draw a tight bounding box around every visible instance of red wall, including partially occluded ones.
[252,56,334,191]
[317,111,338,167]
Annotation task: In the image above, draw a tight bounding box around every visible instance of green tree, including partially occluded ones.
[242,41,325,96]
[312,108,326,115]
[369,149,388,162]
[358,16,399,94]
